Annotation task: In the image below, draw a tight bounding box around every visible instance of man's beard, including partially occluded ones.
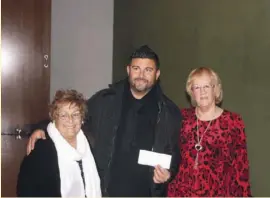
[129,77,156,93]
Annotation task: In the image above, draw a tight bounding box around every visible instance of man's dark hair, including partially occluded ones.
[129,45,160,69]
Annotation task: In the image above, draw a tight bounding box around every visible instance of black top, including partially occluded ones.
[84,78,182,196]
[17,133,61,197]
[17,132,92,197]
[76,160,87,197]
[108,81,158,197]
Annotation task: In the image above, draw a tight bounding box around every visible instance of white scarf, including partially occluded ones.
[47,122,101,198]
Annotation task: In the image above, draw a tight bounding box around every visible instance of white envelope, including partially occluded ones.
[138,149,172,169]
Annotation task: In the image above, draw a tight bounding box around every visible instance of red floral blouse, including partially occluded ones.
[167,108,251,197]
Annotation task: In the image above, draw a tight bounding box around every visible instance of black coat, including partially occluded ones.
[83,79,182,196]
[17,132,61,197]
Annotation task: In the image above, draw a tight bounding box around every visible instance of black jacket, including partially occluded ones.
[83,79,182,196]
[17,132,61,197]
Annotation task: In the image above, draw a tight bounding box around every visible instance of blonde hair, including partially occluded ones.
[186,67,223,106]
[49,89,87,120]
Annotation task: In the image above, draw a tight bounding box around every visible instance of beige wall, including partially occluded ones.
[51,0,114,99]
[113,0,270,196]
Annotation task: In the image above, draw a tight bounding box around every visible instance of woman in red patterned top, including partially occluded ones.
[167,67,251,197]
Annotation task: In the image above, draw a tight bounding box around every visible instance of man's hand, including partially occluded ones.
[26,130,46,155]
[153,165,171,184]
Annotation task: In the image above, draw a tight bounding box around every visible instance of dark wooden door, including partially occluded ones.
[1,0,51,196]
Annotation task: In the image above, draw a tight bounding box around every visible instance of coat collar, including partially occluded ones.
[108,78,166,105]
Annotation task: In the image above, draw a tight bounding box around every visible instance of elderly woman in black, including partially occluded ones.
[17,89,101,197]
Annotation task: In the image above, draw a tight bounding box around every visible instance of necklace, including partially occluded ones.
[194,116,212,169]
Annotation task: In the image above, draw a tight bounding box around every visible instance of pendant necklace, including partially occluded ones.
[194,115,213,169]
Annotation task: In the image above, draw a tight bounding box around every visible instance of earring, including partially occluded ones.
[82,121,84,124]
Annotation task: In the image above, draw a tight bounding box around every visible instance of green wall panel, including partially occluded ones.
[113,0,270,195]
